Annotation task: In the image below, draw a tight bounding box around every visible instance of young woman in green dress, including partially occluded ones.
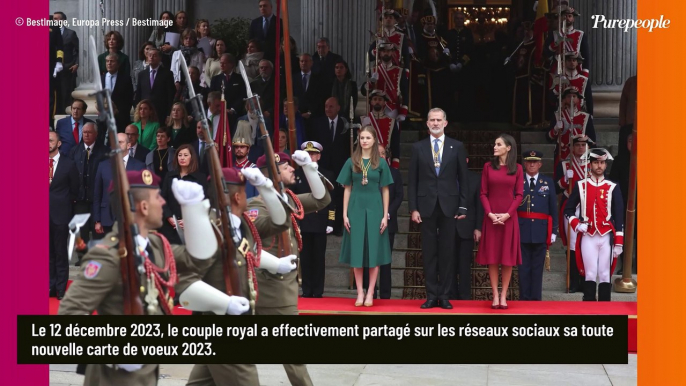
[337,126,393,307]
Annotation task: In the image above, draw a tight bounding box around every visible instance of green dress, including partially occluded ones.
[337,158,393,268]
[134,121,160,150]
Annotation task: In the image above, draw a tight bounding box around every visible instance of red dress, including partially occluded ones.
[476,163,524,266]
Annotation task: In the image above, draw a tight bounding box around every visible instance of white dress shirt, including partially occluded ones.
[51,152,61,174]
[106,71,118,91]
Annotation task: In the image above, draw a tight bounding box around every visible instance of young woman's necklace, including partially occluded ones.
[361,158,372,185]
[157,148,169,171]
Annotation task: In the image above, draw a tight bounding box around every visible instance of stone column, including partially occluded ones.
[301,0,377,86]
[572,0,637,91]
[101,0,155,66]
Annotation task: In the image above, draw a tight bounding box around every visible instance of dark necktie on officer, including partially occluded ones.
[529,177,535,191]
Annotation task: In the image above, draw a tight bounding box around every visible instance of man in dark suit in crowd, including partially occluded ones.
[210,53,247,134]
[55,99,94,155]
[408,108,469,309]
[53,12,78,113]
[67,123,107,264]
[49,130,79,300]
[93,133,145,239]
[311,97,351,235]
[124,124,149,163]
[290,141,336,298]
[102,53,133,132]
[134,48,175,124]
[248,0,282,61]
[449,155,483,300]
[518,150,558,300]
[292,53,330,122]
[364,144,404,299]
[312,37,343,81]
[191,121,210,176]
[250,59,276,118]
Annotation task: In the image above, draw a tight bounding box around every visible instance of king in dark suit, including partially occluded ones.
[450,156,484,300]
[517,150,559,301]
[102,53,134,133]
[408,109,469,309]
[49,131,79,299]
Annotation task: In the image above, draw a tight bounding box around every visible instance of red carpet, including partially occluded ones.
[49,287,636,352]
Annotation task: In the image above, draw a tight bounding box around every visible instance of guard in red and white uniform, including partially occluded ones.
[550,52,592,113]
[555,134,592,292]
[367,41,409,120]
[369,9,410,67]
[547,87,596,173]
[564,148,624,301]
[545,6,590,74]
[361,90,400,169]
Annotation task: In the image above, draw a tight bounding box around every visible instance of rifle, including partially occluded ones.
[281,0,298,156]
[88,36,144,315]
[178,54,242,298]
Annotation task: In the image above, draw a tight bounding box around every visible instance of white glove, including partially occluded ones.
[566,169,574,182]
[371,72,379,82]
[326,226,333,234]
[443,48,451,56]
[533,1,539,12]
[241,167,268,187]
[292,150,312,166]
[53,62,63,78]
[397,114,406,122]
[554,120,563,133]
[172,179,205,205]
[226,296,250,315]
[408,47,414,55]
[118,364,143,372]
[613,245,623,258]
[277,254,298,274]
[575,223,588,234]
[550,234,557,244]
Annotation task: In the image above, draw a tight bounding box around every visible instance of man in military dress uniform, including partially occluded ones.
[248,150,331,386]
[547,87,596,180]
[556,134,592,292]
[564,148,624,301]
[58,170,227,386]
[290,141,336,298]
[361,90,401,169]
[517,151,558,301]
[367,41,409,121]
[176,167,298,386]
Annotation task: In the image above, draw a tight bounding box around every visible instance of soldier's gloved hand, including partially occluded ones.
[575,223,588,234]
[172,179,205,205]
[397,114,406,122]
[449,63,462,72]
[277,255,298,274]
[554,120,563,134]
[613,245,623,258]
[533,1,539,12]
[241,168,270,187]
[408,46,414,55]
[292,150,313,166]
[566,169,574,182]
[371,72,379,83]
[226,296,250,315]
[443,47,451,56]
[118,364,144,372]
[326,226,333,234]
[550,234,557,244]
[53,62,63,78]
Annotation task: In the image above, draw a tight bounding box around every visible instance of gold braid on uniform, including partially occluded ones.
[242,212,262,300]
[147,232,178,315]
[285,189,304,252]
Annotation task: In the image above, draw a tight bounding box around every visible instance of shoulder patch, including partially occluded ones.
[248,209,259,222]
[83,261,102,279]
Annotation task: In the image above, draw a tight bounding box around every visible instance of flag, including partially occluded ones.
[533,0,549,66]
[216,98,232,167]
[273,0,281,152]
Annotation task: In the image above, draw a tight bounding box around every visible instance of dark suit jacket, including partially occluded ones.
[134,65,176,121]
[92,157,146,226]
[250,76,276,117]
[61,28,79,68]
[68,142,107,203]
[248,15,283,61]
[408,136,469,218]
[130,143,150,163]
[102,72,134,132]
[209,72,247,117]
[55,116,95,155]
[388,166,404,234]
[160,170,208,221]
[170,126,198,149]
[291,71,330,118]
[312,51,343,81]
[456,170,484,239]
[50,155,79,225]
[190,139,210,176]
[311,115,350,175]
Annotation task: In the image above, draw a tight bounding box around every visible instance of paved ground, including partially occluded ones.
[50,354,636,385]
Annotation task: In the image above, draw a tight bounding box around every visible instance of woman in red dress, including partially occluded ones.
[476,134,523,309]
